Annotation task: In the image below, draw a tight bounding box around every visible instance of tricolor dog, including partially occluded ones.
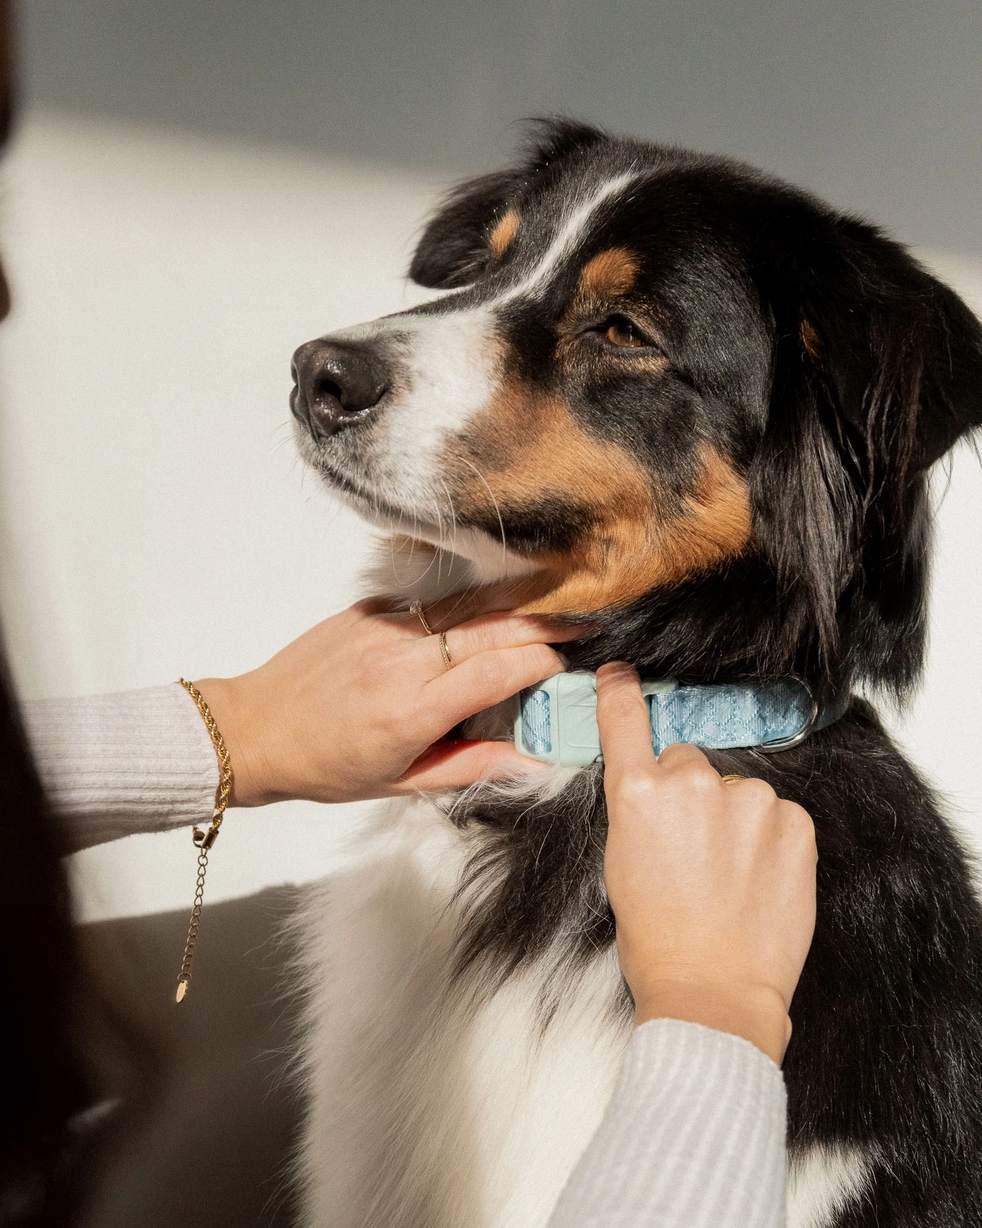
[289,120,982,1227]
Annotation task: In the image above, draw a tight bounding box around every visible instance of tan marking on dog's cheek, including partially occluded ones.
[445,384,654,522]
[578,247,639,299]
[441,378,751,615]
[489,208,520,258]
[514,452,752,614]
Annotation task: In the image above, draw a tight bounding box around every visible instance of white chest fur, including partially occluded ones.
[294,797,871,1228]
[295,797,630,1228]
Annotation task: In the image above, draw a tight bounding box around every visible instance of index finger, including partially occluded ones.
[423,581,520,629]
[595,662,660,778]
[441,611,586,665]
[423,581,594,635]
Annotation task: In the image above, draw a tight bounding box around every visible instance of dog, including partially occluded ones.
[288,119,982,1227]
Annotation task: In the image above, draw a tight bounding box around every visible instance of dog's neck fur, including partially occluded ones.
[372,516,931,711]
[358,515,928,1015]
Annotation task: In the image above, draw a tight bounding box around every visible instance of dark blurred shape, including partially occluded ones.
[0,632,100,1228]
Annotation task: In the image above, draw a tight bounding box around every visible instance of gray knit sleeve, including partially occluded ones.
[22,684,220,852]
[547,1018,787,1228]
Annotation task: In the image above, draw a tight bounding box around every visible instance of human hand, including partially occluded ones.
[193,595,579,806]
[596,662,817,1065]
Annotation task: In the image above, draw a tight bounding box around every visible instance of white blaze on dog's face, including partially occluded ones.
[291,132,776,614]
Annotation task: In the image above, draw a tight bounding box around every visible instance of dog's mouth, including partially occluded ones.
[312,452,416,525]
[290,374,445,530]
[309,453,446,544]
[293,419,561,594]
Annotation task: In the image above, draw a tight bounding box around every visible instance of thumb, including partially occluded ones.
[399,739,550,793]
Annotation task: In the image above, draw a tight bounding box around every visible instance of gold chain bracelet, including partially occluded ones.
[175,678,233,1004]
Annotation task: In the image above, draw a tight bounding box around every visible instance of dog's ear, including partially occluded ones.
[789,221,982,472]
[409,118,606,290]
[751,212,982,672]
[409,170,522,289]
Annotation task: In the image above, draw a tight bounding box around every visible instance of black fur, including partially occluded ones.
[448,704,982,1224]
[459,494,596,553]
[414,122,982,1225]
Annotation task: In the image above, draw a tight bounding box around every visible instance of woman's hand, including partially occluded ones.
[596,662,817,1065]
[193,597,578,806]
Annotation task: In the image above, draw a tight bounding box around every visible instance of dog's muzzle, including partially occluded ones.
[291,338,390,439]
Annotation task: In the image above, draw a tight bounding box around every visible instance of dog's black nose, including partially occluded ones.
[291,339,390,438]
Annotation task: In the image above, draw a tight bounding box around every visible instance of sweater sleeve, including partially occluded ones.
[546,1018,787,1228]
[22,684,220,853]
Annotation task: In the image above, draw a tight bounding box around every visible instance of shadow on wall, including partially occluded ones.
[77,886,303,1228]
[21,0,982,253]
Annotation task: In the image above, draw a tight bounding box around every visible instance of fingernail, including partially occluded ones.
[554,651,570,670]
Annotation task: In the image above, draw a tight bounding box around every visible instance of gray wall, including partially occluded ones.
[21,0,982,254]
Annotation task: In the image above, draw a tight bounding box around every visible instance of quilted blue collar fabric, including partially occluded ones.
[515,673,847,766]
[646,679,825,755]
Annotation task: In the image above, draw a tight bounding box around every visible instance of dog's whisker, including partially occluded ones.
[387,528,402,588]
[458,456,508,567]
[438,477,463,578]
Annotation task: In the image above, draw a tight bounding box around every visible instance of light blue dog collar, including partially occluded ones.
[514,671,834,766]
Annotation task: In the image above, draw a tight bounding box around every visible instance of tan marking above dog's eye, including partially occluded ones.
[579,248,638,298]
[605,319,644,348]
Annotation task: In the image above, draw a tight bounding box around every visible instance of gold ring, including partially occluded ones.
[721,774,746,783]
[409,599,434,636]
[439,631,454,670]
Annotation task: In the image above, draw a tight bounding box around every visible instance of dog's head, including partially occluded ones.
[292,120,982,697]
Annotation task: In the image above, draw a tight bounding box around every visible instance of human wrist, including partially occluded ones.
[631,978,792,1065]
[191,674,281,808]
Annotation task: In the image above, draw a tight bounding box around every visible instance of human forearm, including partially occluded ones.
[22,685,218,852]
[547,1018,787,1228]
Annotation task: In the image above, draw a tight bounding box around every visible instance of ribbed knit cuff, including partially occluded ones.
[547,1018,787,1228]
[23,684,220,853]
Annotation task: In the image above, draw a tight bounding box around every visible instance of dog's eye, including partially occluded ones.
[603,317,645,348]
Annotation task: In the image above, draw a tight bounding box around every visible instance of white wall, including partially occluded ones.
[1,111,979,922]
[0,111,439,920]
